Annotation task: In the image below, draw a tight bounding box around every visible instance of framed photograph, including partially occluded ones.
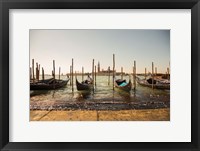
[0,0,199,150]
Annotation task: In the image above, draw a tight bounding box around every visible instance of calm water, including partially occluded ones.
[30,75,170,110]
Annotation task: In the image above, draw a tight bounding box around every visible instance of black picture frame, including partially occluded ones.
[0,0,199,151]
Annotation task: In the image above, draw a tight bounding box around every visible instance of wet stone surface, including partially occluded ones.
[30,101,170,111]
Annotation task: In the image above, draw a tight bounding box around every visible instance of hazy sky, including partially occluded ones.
[30,29,170,74]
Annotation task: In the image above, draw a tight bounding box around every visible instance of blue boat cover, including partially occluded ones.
[119,82,127,86]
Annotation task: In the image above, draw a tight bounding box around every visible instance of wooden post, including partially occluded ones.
[169,61,170,79]
[95,65,97,87]
[134,60,136,90]
[38,64,40,80]
[108,66,110,85]
[30,67,32,81]
[121,67,123,80]
[92,59,94,80]
[72,59,74,92]
[32,59,35,83]
[70,66,72,86]
[132,66,134,86]
[53,60,55,89]
[92,59,94,90]
[152,62,154,89]
[113,54,115,90]
[155,67,157,76]
[167,67,170,80]
[37,63,39,80]
[82,66,84,82]
[36,63,38,80]
[145,68,147,80]
[53,60,55,79]
[42,67,44,81]
[59,67,61,80]
[35,67,38,81]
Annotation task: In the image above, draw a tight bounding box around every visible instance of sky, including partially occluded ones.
[30,29,170,74]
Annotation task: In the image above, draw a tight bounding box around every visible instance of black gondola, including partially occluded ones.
[76,75,93,91]
[30,78,69,90]
[136,77,170,90]
[115,79,132,92]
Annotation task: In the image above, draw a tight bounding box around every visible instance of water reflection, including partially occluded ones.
[77,90,92,99]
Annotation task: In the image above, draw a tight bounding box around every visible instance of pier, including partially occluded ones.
[30,108,170,121]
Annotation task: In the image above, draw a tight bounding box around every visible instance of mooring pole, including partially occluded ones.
[134,60,136,90]
[42,67,44,81]
[53,60,55,79]
[30,67,32,81]
[155,67,157,76]
[145,68,147,80]
[132,66,134,87]
[82,66,84,82]
[108,66,110,86]
[92,59,94,90]
[38,64,40,80]
[168,61,170,80]
[36,62,38,80]
[95,65,97,87]
[167,67,170,80]
[32,59,35,83]
[152,62,154,89]
[53,60,55,89]
[113,54,115,90]
[92,59,94,79]
[59,67,61,80]
[72,58,74,92]
[121,67,123,80]
[70,66,72,86]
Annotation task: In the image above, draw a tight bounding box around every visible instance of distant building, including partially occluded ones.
[97,61,124,75]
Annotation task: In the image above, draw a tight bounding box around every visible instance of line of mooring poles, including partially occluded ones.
[30,58,169,93]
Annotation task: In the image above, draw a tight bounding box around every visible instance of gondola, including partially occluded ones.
[136,77,170,90]
[115,79,132,92]
[76,77,93,91]
[30,78,69,90]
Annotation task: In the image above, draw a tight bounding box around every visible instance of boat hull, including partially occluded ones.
[76,79,93,91]
[30,79,69,90]
[137,78,170,90]
[115,79,132,92]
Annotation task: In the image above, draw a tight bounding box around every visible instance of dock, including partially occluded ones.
[30,108,170,121]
